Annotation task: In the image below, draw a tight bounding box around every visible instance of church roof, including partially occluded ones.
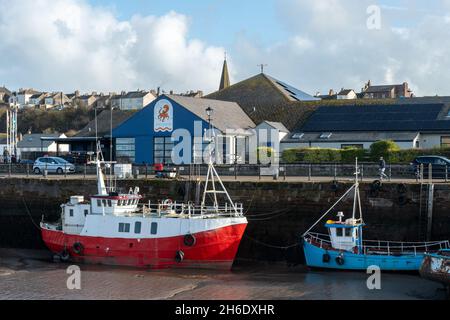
[219,59,230,91]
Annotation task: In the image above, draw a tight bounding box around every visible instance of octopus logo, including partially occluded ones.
[158,105,170,122]
[154,99,173,132]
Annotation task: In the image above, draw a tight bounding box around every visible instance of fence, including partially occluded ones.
[0,162,448,183]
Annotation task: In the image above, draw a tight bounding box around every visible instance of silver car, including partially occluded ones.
[33,157,75,175]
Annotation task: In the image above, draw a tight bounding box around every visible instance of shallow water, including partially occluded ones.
[0,249,446,300]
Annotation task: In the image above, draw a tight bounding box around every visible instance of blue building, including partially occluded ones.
[112,94,255,164]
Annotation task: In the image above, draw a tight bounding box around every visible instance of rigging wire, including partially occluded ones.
[244,234,298,250]
[22,197,41,230]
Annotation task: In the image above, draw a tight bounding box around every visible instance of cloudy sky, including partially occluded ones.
[1,0,450,96]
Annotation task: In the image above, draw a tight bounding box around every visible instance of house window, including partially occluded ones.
[135,222,142,234]
[116,138,136,163]
[119,223,130,233]
[154,137,174,164]
[292,133,304,139]
[319,133,332,139]
[441,136,450,148]
[69,209,74,217]
[150,222,158,235]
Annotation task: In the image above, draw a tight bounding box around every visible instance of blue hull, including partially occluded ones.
[303,240,423,271]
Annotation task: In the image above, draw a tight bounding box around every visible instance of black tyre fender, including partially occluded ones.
[73,242,84,255]
[371,180,382,191]
[175,250,184,263]
[33,167,41,174]
[184,234,196,247]
[322,252,331,263]
[56,168,63,174]
[336,255,345,266]
[60,249,70,262]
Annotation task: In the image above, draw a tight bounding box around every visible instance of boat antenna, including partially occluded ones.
[352,158,363,222]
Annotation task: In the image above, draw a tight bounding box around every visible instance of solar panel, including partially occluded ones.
[266,75,319,101]
[300,104,450,132]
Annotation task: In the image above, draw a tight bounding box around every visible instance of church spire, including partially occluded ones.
[219,53,230,91]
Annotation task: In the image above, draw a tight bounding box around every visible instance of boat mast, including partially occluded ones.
[95,107,108,195]
[200,107,239,214]
[352,158,363,222]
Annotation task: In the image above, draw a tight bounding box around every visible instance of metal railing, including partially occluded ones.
[140,201,245,218]
[304,232,450,256]
[1,162,450,182]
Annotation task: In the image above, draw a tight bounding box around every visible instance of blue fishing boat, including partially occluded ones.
[302,160,450,271]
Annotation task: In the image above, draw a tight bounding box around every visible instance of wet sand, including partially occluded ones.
[0,249,446,300]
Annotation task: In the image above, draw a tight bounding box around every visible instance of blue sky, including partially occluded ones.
[1,0,450,95]
[90,0,285,47]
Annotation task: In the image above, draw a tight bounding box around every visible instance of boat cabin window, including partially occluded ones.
[345,228,352,237]
[336,228,343,237]
[97,199,102,207]
[118,223,130,233]
[135,222,142,234]
[151,222,158,235]
[128,200,132,206]
[84,209,89,216]
[69,209,74,217]
[107,200,112,207]
[102,199,107,207]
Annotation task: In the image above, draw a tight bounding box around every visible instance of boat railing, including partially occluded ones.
[363,240,450,256]
[139,201,245,218]
[304,232,450,255]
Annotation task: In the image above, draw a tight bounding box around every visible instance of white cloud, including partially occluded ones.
[230,0,450,96]
[0,0,225,94]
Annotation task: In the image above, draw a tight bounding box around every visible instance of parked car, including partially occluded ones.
[33,157,76,175]
[410,156,450,179]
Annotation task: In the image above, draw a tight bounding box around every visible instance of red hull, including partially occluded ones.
[41,223,247,270]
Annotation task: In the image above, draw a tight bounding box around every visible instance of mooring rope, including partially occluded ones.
[21,197,41,230]
[244,234,299,249]
[246,209,291,221]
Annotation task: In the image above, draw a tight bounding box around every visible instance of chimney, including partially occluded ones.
[157,87,161,96]
[170,90,174,95]
[329,89,335,96]
[75,90,80,97]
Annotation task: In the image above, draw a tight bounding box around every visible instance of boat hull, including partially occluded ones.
[41,222,247,270]
[419,252,450,285]
[303,240,424,271]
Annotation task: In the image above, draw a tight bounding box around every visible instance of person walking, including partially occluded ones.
[379,156,388,180]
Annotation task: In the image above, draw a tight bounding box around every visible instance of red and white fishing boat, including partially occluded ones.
[40,144,248,270]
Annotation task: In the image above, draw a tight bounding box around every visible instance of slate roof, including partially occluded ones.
[123,91,153,99]
[0,87,11,95]
[338,89,354,96]
[284,131,420,143]
[17,134,61,149]
[297,103,450,133]
[167,95,255,131]
[76,109,137,137]
[206,73,319,131]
